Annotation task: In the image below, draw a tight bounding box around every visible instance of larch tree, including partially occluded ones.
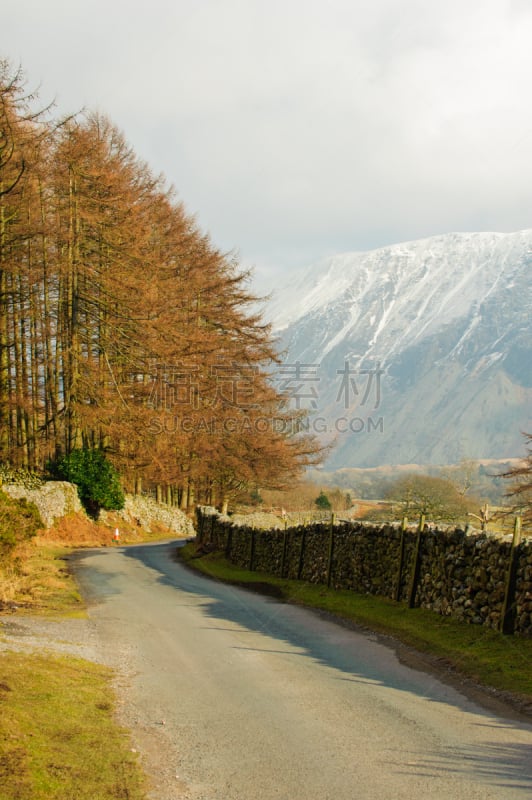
[0,62,53,467]
[0,58,325,510]
[501,433,532,525]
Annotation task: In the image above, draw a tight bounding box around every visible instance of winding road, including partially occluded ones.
[72,540,532,800]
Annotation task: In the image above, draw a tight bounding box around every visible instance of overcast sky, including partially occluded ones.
[3,0,532,291]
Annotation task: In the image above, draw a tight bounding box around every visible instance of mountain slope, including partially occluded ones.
[270,230,532,468]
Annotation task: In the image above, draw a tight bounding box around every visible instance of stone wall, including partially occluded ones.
[196,508,531,637]
[100,494,194,537]
[3,481,193,537]
[3,481,83,528]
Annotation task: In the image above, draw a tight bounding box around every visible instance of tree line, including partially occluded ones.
[0,60,321,511]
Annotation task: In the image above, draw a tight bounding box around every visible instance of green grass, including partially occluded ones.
[0,651,146,800]
[180,544,532,701]
[0,515,194,800]
[0,541,149,799]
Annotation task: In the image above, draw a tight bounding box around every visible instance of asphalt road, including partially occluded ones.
[72,540,532,800]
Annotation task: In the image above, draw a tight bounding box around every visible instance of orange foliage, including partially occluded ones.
[0,60,324,512]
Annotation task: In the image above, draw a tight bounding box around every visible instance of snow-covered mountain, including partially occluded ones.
[268,231,532,468]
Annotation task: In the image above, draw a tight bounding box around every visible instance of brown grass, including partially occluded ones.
[39,511,180,548]
[1,511,186,613]
[38,513,116,547]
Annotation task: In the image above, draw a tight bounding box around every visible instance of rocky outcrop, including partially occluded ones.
[99,494,194,537]
[3,481,83,528]
[3,481,194,537]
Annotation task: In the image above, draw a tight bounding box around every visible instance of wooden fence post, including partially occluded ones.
[249,529,256,571]
[395,516,408,602]
[326,513,336,588]
[407,514,425,608]
[281,528,289,578]
[197,510,205,542]
[297,529,306,580]
[225,526,233,560]
[500,516,522,635]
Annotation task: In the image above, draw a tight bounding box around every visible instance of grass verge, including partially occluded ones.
[0,519,166,800]
[180,544,532,704]
[1,510,187,615]
[0,542,84,616]
[0,651,145,800]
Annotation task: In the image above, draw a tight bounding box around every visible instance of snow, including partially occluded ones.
[265,229,532,468]
[269,229,532,368]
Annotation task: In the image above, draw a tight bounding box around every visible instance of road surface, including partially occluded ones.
[72,540,532,800]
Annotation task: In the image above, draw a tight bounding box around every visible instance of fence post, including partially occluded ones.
[407,514,425,608]
[500,516,522,635]
[197,509,205,543]
[326,513,336,588]
[281,528,289,578]
[297,529,306,580]
[395,516,408,602]
[225,526,233,560]
[249,529,256,571]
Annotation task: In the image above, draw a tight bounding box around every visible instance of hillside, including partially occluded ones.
[268,230,532,468]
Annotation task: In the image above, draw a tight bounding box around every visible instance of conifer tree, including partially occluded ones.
[0,58,324,507]
[502,433,532,525]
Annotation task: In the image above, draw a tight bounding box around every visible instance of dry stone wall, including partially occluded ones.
[3,481,83,528]
[3,481,193,537]
[99,494,194,536]
[196,508,531,637]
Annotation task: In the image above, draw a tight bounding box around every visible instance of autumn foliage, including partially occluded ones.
[502,433,532,525]
[0,61,322,510]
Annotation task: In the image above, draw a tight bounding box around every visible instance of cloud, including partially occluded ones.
[3,0,532,283]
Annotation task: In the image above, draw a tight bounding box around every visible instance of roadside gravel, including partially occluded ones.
[0,612,184,800]
[0,615,103,662]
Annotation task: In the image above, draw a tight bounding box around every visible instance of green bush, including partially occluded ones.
[0,490,42,560]
[314,490,332,510]
[57,449,125,514]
